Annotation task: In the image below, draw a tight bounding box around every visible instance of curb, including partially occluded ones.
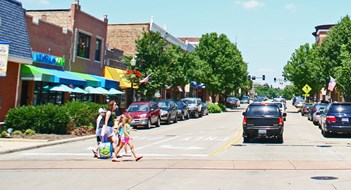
[0,135,95,155]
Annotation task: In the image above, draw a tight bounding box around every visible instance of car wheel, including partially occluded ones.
[277,134,284,143]
[243,136,250,143]
[180,113,185,121]
[146,119,151,129]
[322,128,331,137]
[155,117,161,127]
[166,115,171,124]
[174,114,178,123]
[194,111,199,118]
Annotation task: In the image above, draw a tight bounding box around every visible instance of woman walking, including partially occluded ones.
[102,100,119,160]
[112,114,143,162]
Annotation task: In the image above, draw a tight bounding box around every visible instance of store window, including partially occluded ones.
[95,39,102,61]
[77,32,91,58]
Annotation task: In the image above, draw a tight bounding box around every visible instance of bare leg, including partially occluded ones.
[127,142,139,158]
[124,144,128,155]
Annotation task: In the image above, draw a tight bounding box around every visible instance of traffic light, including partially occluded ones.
[252,76,256,80]
[248,75,251,80]
[284,77,287,82]
[262,75,265,80]
[274,78,277,82]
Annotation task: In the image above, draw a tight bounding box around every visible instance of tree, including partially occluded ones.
[335,45,351,100]
[283,43,322,96]
[319,16,351,90]
[195,32,248,99]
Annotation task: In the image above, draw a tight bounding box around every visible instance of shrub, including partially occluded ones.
[0,131,7,138]
[208,103,222,113]
[217,103,227,111]
[24,129,36,136]
[5,105,37,131]
[12,130,23,137]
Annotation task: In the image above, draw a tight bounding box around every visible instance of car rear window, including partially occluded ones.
[329,105,351,113]
[246,105,280,116]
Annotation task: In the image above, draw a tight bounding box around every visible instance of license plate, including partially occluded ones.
[342,118,349,122]
[258,129,266,134]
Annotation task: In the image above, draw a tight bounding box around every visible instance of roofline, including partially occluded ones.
[26,9,70,12]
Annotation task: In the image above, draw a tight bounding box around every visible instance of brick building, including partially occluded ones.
[0,0,32,122]
[106,17,197,105]
[22,0,120,106]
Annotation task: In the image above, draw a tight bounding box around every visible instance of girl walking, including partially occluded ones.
[112,114,143,162]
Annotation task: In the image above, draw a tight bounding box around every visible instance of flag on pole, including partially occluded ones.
[139,74,152,85]
[328,76,336,91]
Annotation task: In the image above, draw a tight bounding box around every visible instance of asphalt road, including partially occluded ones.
[1,101,351,190]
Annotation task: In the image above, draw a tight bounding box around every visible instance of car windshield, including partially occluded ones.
[127,104,149,112]
[183,99,196,104]
[329,105,351,113]
[158,101,170,109]
[227,98,237,102]
[246,105,280,116]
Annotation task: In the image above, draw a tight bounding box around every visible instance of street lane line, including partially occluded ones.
[209,128,243,157]
[135,136,178,150]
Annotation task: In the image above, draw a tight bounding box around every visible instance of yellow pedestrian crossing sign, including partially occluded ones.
[302,84,312,94]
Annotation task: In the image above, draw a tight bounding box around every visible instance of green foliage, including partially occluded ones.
[5,101,104,135]
[217,103,227,111]
[24,129,36,136]
[12,130,23,136]
[1,131,7,138]
[207,103,222,113]
[335,44,351,99]
[254,84,284,98]
[195,32,248,98]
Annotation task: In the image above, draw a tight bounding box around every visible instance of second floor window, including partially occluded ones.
[95,39,102,61]
[77,32,90,59]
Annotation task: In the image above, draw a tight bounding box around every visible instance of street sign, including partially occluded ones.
[302,84,312,94]
[304,93,310,97]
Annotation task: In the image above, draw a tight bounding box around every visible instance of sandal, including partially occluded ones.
[112,158,120,162]
[135,156,143,161]
[92,150,99,158]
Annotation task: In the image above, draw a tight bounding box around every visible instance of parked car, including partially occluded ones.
[308,102,328,121]
[301,103,313,116]
[240,96,250,104]
[182,97,202,118]
[312,105,327,126]
[319,102,351,137]
[175,100,190,121]
[242,103,285,143]
[201,102,209,116]
[226,97,240,108]
[125,101,161,129]
[266,102,287,121]
[157,99,178,124]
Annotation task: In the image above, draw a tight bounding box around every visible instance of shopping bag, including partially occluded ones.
[98,135,112,159]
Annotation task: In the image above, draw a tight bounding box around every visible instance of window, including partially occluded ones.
[95,39,102,61]
[77,32,90,58]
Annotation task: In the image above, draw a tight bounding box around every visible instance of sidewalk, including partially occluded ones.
[0,135,95,154]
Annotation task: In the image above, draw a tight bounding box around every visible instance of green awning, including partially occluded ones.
[21,65,56,82]
[70,71,101,87]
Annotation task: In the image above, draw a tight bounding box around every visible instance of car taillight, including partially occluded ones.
[326,116,337,123]
[278,117,283,125]
[243,117,247,124]
[312,108,316,112]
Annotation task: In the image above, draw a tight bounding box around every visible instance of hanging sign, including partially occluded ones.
[0,42,9,77]
[32,52,65,66]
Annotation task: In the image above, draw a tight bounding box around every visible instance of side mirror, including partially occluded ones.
[283,113,287,117]
[242,112,246,116]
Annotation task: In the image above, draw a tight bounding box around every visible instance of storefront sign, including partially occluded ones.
[32,52,65,66]
[0,42,9,77]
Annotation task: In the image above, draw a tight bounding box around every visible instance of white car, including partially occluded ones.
[267,102,287,121]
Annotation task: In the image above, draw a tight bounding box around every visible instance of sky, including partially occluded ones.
[19,0,351,88]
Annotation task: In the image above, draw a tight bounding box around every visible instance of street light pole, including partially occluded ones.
[130,57,136,103]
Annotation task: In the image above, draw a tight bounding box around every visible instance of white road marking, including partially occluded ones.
[135,136,178,150]
[21,152,207,157]
[160,145,205,150]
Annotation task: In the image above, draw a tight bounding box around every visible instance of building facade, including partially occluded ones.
[0,0,33,121]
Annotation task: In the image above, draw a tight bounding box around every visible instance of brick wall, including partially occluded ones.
[26,15,72,68]
[0,62,20,121]
[107,24,149,56]
[26,10,71,29]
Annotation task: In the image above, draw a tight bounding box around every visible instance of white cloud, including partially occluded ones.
[236,0,265,9]
[285,3,296,11]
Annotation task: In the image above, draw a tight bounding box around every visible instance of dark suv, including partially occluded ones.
[242,103,286,143]
[125,101,161,129]
[157,99,178,124]
[320,102,351,137]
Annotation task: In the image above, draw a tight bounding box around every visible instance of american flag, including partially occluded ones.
[328,76,336,91]
[139,74,152,85]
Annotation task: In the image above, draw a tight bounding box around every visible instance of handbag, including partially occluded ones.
[98,135,113,159]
